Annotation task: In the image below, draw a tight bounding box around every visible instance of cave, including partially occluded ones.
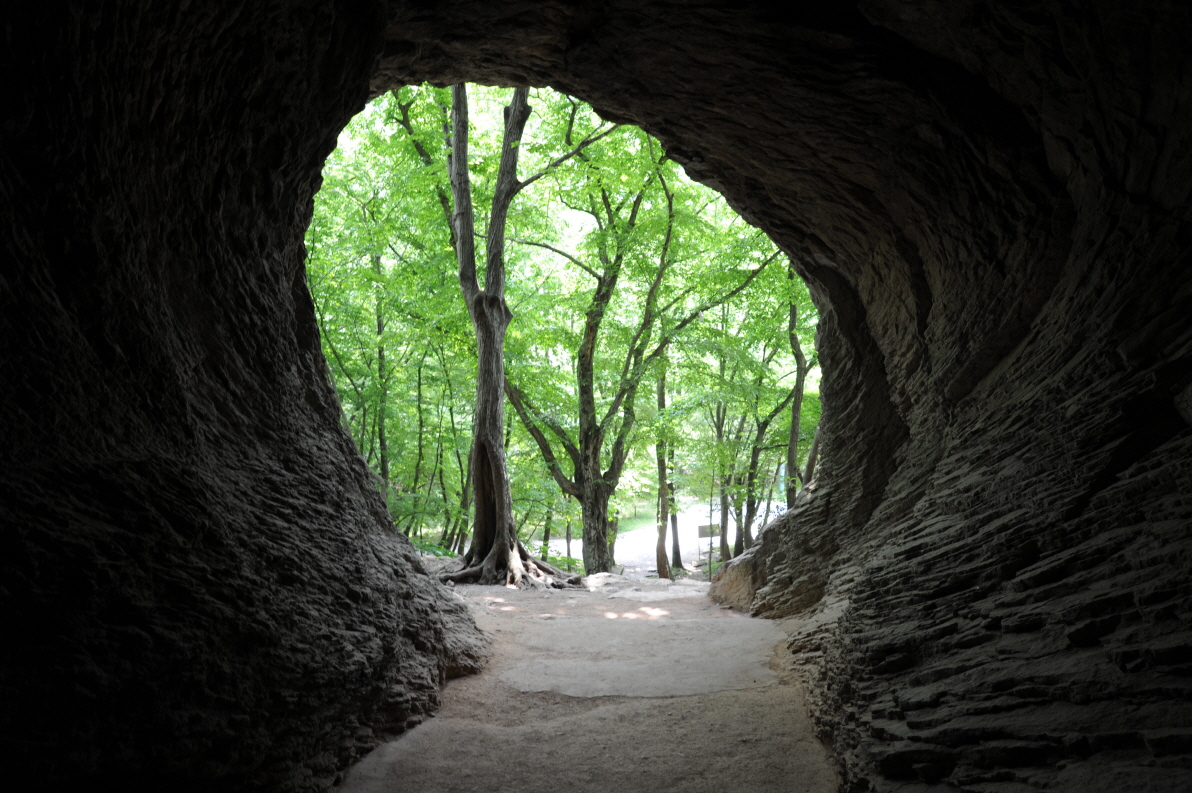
[2,2,1189,791]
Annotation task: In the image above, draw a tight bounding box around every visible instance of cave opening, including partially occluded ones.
[2,3,1190,792]
[307,81,823,582]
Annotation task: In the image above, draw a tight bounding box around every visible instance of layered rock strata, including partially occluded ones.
[0,4,488,791]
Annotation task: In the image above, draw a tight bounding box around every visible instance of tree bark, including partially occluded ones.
[669,450,682,569]
[712,400,732,561]
[655,371,672,579]
[373,253,391,510]
[404,352,426,535]
[802,423,821,487]
[738,356,801,553]
[786,261,810,507]
[541,507,553,559]
[762,459,781,526]
[725,410,747,558]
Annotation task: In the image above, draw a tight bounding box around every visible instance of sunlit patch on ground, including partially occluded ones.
[602,607,670,619]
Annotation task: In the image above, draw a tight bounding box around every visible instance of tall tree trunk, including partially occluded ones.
[669,479,682,569]
[713,402,732,561]
[438,84,577,588]
[541,507,553,559]
[453,454,473,553]
[719,474,732,561]
[708,477,716,577]
[405,353,426,535]
[726,411,747,559]
[786,261,809,507]
[802,424,821,486]
[737,448,761,556]
[655,372,672,579]
[666,397,681,569]
[762,460,781,527]
[373,253,390,510]
[579,473,615,574]
[357,404,368,457]
[437,447,452,545]
[420,432,443,540]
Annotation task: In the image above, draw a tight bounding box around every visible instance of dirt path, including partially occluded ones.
[335,576,838,793]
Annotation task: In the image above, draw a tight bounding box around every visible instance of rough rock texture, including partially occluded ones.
[2,2,1190,792]
[0,4,489,792]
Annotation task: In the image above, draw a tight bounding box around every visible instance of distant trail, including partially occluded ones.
[548,500,769,579]
[335,577,838,793]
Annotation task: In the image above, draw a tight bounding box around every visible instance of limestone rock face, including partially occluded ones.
[1,1,1189,792]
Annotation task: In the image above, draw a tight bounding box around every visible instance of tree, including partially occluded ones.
[673,253,816,559]
[505,144,775,574]
[785,260,818,506]
[439,85,610,587]
[655,360,673,580]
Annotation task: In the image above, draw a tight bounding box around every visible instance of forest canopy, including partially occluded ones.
[306,84,820,574]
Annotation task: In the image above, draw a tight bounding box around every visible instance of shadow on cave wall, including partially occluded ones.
[1,2,1189,791]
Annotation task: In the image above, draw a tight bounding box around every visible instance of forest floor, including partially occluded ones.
[334,555,838,793]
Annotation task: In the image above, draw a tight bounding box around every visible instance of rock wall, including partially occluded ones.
[0,4,488,791]
[1,1,1189,791]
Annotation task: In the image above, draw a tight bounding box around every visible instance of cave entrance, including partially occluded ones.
[306,82,822,581]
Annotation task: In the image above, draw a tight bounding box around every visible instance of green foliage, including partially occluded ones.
[307,83,821,545]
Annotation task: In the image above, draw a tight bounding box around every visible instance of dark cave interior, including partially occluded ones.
[1,2,1190,791]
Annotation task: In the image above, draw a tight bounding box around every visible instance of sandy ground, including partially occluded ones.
[335,568,838,793]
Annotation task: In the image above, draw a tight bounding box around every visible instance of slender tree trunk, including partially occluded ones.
[762,459,781,526]
[404,353,427,535]
[373,254,390,509]
[786,261,809,507]
[357,405,368,456]
[738,448,762,555]
[565,518,572,565]
[453,518,469,555]
[541,508,553,559]
[719,475,732,561]
[802,424,821,486]
[708,476,716,577]
[579,474,615,574]
[453,455,473,552]
[669,480,682,569]
[655,372,672,579]
[438,451,452,546]
[421,434,443,540]
[726,411,747,558]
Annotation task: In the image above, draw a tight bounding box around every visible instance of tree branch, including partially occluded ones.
[601,248,781,434]
[448,84,479,307]
[504,381,582,498]
[392,90,455,239]
[511,238,601,279]
[518,123,619,192]
[483,86,532,298]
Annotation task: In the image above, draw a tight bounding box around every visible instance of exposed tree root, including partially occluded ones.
[439,539,583,589]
